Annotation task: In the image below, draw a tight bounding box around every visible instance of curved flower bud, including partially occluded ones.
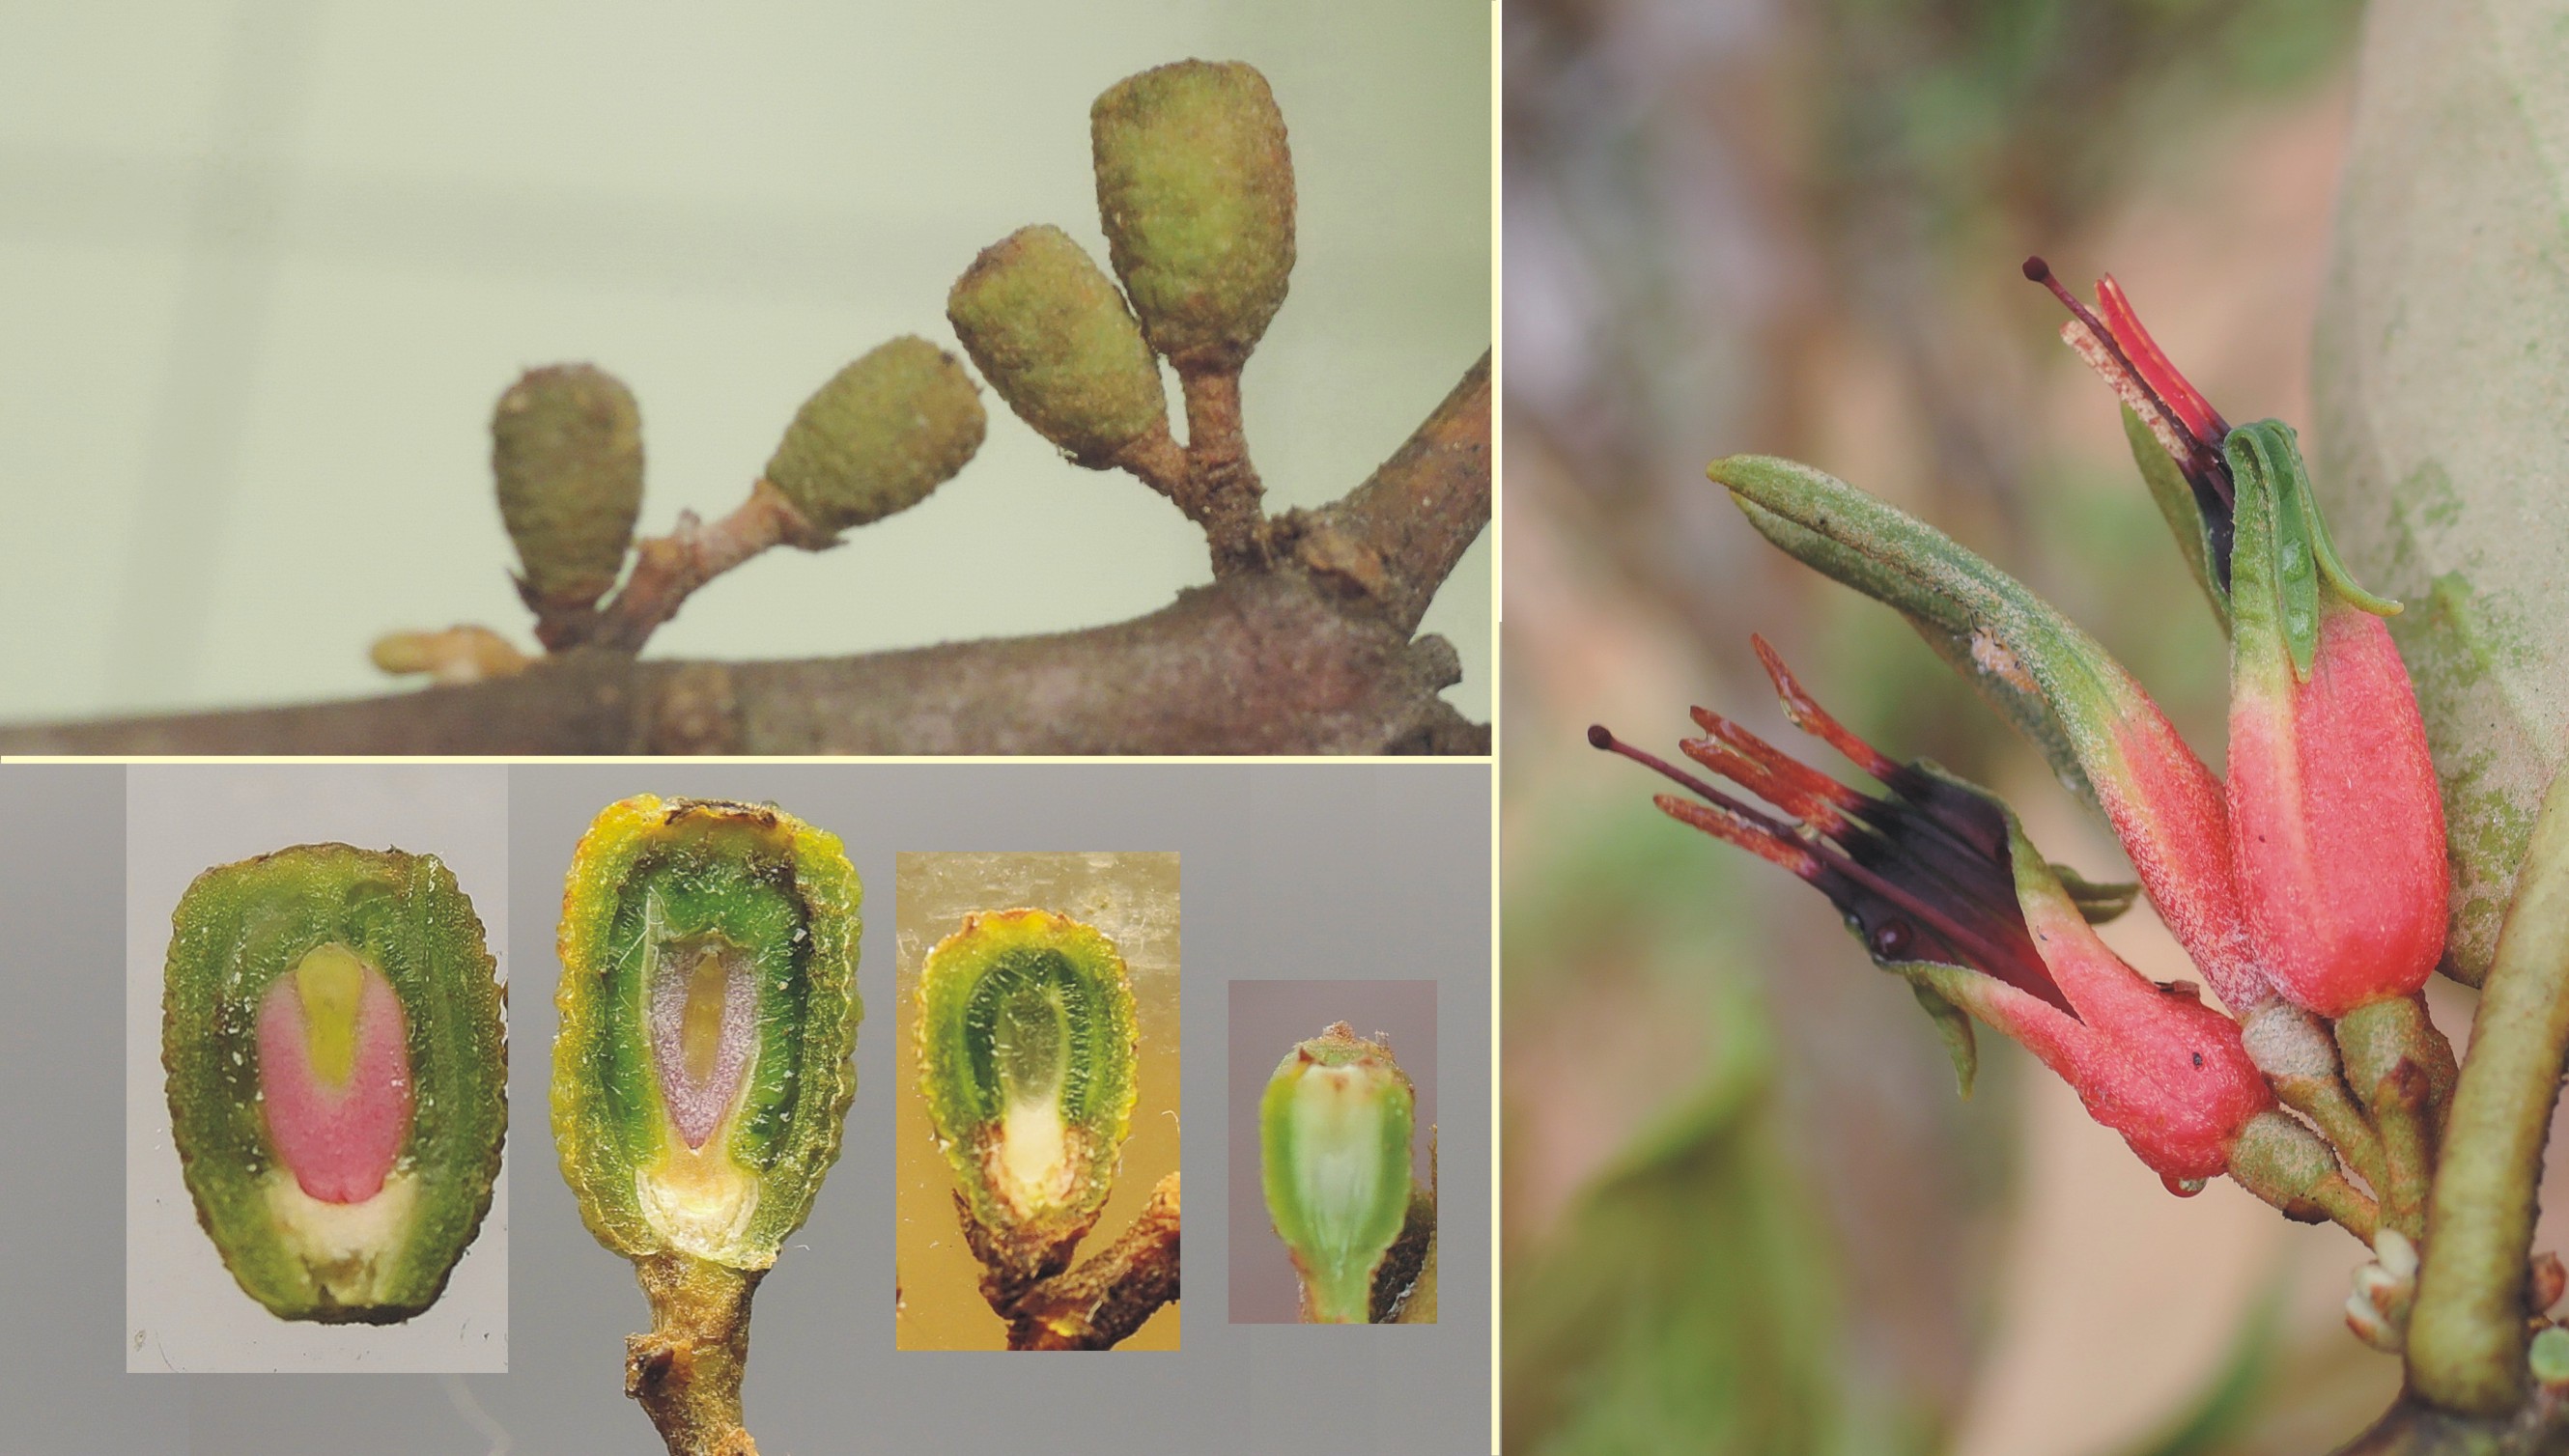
[1712,457,2266,1014]
[1592,642,2272,1188]
[2033,262,2448,1019]
[164,845,504,1323]
[2224,422,2446,1017]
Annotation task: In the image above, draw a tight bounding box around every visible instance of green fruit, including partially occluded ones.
[1260,1022,1414,1324]
[163,845,505,1324]
[917,909,1138,1253]
[947,224,1170,466]
[494,364,644,608]
[763,338,986,537]
[1091,60,1296,372]
[551,796,861,1271]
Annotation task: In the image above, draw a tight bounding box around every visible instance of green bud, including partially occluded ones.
[2531,1327,2569,1389]
[947,225,1169,466]
[551,797,861,1271]
[1259,1022,1415,1324]
[917,910,1139,1257]
[1091,60,1295,372]
[494,364,644,609]
[763,337,987,537]
[163,845,504,1323]
[2224,1110,2336,1216]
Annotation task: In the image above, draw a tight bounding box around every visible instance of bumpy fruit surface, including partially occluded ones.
[494,364,644,608]
[164,844,504,1323]
[917,909,1138,1253]
[1091,60,1296,372]
[551,796,861,1271]
[947,224,1169,466]
[763,338,985,536]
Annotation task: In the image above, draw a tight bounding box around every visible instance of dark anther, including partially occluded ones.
[1872,920,1914,958]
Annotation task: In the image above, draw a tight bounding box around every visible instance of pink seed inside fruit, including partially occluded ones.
[255,949,413,1204]
[649,939,757,1150]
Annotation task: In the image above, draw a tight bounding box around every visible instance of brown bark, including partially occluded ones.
[627,1253,764,1456]
[1178,367,1269,575]
[997,1173,1183,1352]
[1286,353,1495,636]
[4,353,1488,756]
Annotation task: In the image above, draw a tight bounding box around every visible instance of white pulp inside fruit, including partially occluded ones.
[263,1168,421,1305]
[987,984,1077,1214]
[636,1141,760,1260]
[1290,1067,1386,1265]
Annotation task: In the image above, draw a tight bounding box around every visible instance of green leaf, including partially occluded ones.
[2311,0,2569,986]
[1503,989,1850,1456]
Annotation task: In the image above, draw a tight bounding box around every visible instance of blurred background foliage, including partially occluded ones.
[1500,0,2412,1450]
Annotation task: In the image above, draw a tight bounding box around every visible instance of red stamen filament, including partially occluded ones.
[2022,256,2229,497]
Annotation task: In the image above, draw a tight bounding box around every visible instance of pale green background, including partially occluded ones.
[0,2,1491,725]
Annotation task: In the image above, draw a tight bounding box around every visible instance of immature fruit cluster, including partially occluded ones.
[949,59,1297,463]
[164,845,505,1324]
[764,337,988,539]
[494,365,644,611]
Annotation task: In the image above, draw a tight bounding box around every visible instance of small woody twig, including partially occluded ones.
[990,1174,1183,1352]
[627,1252,764,1456]
[582,480,818,653]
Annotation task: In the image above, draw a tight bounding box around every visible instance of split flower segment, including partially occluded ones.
[1593,260,2455,1261]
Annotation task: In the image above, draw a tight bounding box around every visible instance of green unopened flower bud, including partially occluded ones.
[551,797,861,1271]
[947,225,1170,467]
[494,364,644,609]
[2225,1109,2339,1220]
[1091,60,1295,372]
[164,845,505,1323]
[763,337,986,538]
[2532,1327,2569,1388]
[1260,1022,1415,1324]
[917,909,1139,1261]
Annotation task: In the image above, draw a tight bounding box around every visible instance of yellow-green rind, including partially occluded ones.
[550,796,861,1272]
[1091,60,1296,372]
[493,364,644,607]
[946,224,1169,466]
[762,337,986,537]
[916,909,1139,1244]
[163,844,506,1324]
[1259,1023,1415,1324]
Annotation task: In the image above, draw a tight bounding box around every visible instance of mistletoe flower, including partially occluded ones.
[2033,262,2448,1020]
[1711,452,2265,1016]
[1590,639,2273,1190]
